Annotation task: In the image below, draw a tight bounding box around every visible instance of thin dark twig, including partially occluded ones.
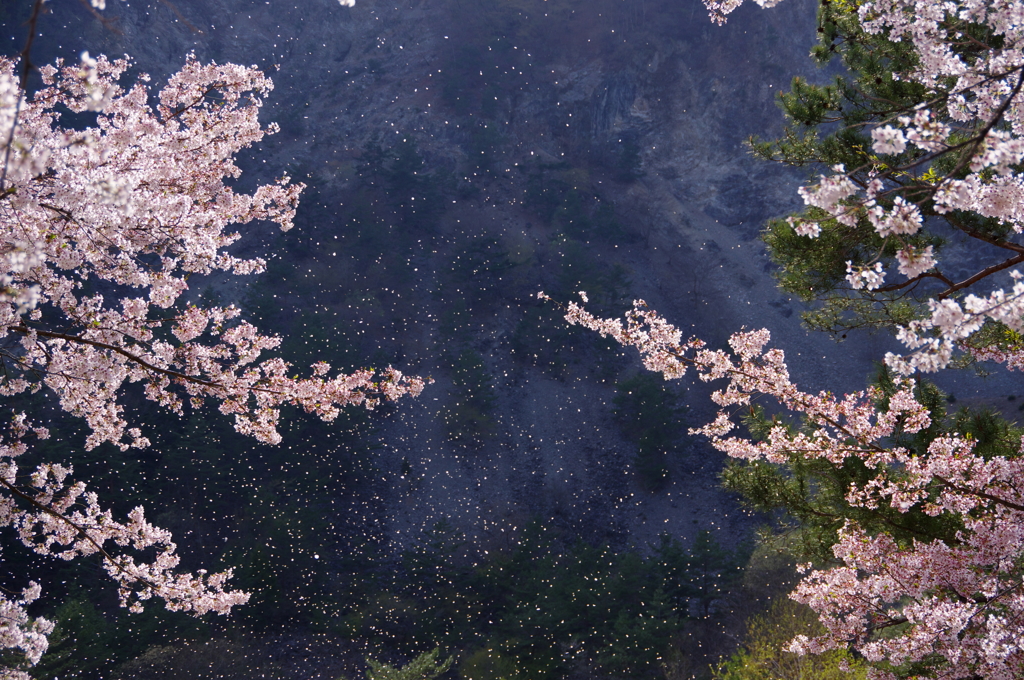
[0,0,46,191]
[937,252,1024,299]
[155,0,205,35]
[874,270,956,293]
[9,325,224,390]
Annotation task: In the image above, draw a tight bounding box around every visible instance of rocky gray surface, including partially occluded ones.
[20,0,1011,606]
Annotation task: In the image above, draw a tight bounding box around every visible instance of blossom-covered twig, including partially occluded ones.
[708,0,1024,373]
[0,54,427,449]
[0,48,425,676]
[554,293,1024,679]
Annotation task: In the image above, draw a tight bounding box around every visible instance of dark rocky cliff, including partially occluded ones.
[3,0,905,676]
[22,0,838,532]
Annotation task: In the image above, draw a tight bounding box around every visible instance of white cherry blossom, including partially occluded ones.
[0,50,424,676]
[560,295,1024,679]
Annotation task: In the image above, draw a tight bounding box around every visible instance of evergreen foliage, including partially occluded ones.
[713,598,867,680]
[718,368,1019,563]
[757,0,1022,340]
[365,648,454,680]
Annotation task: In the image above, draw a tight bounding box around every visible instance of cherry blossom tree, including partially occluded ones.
[551,293,1024,679]
[713,0,1024,376]
[550,0,1024,676]
[0,49,424,679]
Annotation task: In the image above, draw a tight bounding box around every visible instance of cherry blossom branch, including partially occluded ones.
[558,293,1024,677]
[0,54,429,449]
[943,212,1024,255]
[0,20,373,679]
[937,252,1024,299]
[932,475,1024,513]
[0,582,52,679]
[0,474,175,595]
[9,324,223,390]
[0,414,248,638]
[871,249,1024,299]
[872,269,954,293]
[935,67,1024,184]
[0,0,44,191]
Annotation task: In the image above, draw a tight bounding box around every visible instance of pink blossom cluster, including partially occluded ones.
[968,343,1024,370]
[561,295,1024,679]
[0,582,52,680]
[703,0,1024,370]
[887,271,1024,373]
[0,52,426,675]
[0,54,426,450]
[0,415,248,674]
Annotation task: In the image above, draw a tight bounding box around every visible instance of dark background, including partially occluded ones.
[0,0,916,677]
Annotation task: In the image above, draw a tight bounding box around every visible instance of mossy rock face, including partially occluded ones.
[613,373,685,490]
